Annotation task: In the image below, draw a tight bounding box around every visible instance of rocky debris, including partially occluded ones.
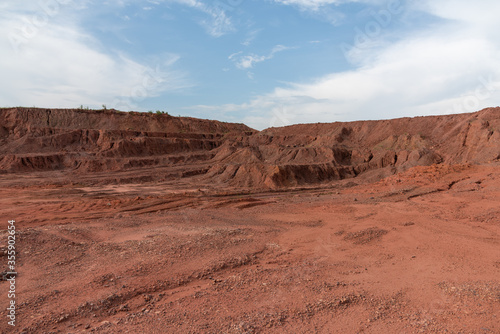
[343,228,389,245]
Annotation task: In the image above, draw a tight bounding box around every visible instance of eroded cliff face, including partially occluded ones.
[1,107,499,188]
[203,107,499,188]
[0,108,254,175]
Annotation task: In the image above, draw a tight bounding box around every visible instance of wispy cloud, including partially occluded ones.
[198,5,235,37]
[273,0,344,10]
[273,0,386,10]
[242,29,262,46]
[170,0,236,37]
[272,0,351,25]
[104,0,238,37]
[272,0,387,25]
[230,45,295,70]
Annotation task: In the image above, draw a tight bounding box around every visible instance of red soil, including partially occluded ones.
[0,107,499,333]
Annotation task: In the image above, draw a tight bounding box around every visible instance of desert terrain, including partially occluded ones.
[1,107,499,333]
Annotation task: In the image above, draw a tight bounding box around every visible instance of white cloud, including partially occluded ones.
[169,0,235,37]
[273,0,385,11]
[417,0,500,27]
[273,0,346,24]
[104,0,237,37]
[196,1,500,130]
[230,45,295,70]
[274,0,344,10]
[237,55,269,69]
[198,6,234,37]
[0,2,190,110]
[242,29,262,46]
[228,51,243,60]
[273,0,397,25]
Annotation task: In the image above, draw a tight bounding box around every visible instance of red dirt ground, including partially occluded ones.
[0,108,499,333]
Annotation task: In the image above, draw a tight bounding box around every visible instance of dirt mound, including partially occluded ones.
[1,107,499,188]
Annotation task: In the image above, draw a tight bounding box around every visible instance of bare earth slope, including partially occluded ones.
[0,108,255,179]
[1,107,499,188]
[0,107,499,333]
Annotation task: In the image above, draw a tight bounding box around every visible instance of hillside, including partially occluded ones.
[0,107,499,189]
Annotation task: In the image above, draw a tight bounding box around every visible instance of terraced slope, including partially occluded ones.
[1,107,499,189]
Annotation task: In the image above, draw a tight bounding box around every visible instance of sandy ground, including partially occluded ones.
[1,163,499,333]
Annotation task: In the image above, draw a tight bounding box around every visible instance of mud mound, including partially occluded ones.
[0,107,499,188]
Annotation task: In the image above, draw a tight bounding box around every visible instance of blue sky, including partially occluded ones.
[1,0,500,129]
